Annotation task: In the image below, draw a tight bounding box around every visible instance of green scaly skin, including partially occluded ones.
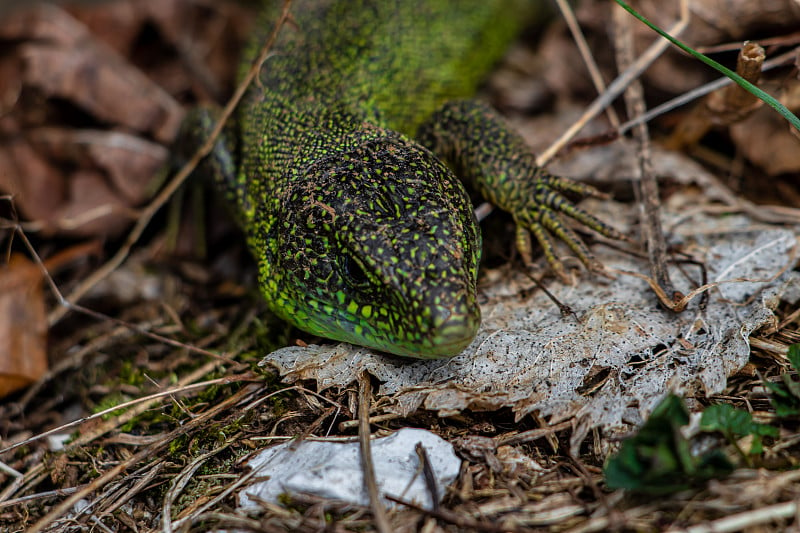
[181,0,625,358]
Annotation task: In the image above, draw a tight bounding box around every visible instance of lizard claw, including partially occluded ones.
[512,169,625,282]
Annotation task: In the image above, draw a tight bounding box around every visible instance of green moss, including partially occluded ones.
[93,394,132,420]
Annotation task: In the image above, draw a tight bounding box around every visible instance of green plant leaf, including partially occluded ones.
[700,403,777,456]
[605,394,734,494]
[788,344,800,371]
[765,344,800,417]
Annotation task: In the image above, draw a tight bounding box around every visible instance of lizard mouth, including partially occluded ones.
[419,303,481,358]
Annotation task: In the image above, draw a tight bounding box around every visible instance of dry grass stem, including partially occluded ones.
[612,3,676,304]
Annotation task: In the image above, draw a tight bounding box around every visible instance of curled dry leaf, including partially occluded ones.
[0,1,247,238]
[0,4,180,237]
[0,255,48,398]
[729,80,800,176]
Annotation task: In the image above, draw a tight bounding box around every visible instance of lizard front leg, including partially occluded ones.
[417,99,626,281]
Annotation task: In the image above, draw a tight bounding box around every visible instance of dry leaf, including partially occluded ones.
[0,1,248,239]
[0,255,48,398]
[730,100,800,176]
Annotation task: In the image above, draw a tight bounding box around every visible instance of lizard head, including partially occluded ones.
[260,133,481,358]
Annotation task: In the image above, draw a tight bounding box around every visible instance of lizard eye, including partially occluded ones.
[343,254,370,287]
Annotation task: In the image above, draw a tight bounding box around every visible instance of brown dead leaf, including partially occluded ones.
[0,1,249,239]
[730,102,800,176]
[0,138,65,223]
[13,8,183,143]
[0,137,136,237]
[0,240,100,398]
[29,127,168,205]
[0,255,48,398]
[0,4,180,237]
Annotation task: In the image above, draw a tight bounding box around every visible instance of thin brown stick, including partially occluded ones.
[170,465,264,530]
[289,405,337,450]
[749,337,791,357]
[0,468,48,506]
[162,438,236,533]
[668,500,798,533]
[414,442,440,512]
[357,372,392,533]
[10,224,235,363]
[553,0,620,128]
[563,503,659,533]
[612,3,676,304]
[618,46,799,135]
[495,420,573,446]
[339,412,401,430]
[15,320,178,412]
[712,41,765,116]
[98,461,165,517]
[609,237,796,312]
[386,494,527,533]
[666,41,766,149]
[0,486,82,510]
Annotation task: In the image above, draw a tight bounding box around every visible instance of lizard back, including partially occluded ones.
[241,0,532,135]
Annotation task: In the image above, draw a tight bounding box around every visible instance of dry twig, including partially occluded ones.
[613,2,677,305]
[357,372,393,533]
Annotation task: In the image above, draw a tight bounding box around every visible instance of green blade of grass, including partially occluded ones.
[614,0,800,131]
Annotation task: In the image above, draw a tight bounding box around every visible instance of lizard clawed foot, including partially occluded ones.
[512,170,625,284]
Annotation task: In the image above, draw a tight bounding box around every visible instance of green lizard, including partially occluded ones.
[181,0,625,358]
